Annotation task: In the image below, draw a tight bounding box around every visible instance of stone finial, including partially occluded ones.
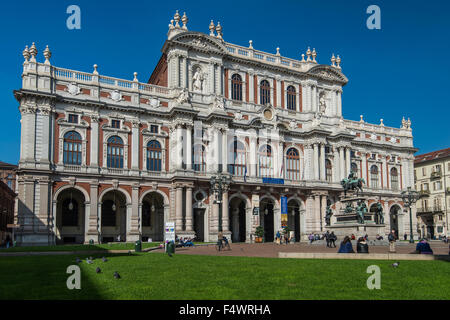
[301,53,305,62]
[380,118,384,126]
[312,48,317,62]
[93,64,98,75]
[43,45,51,65]
[276,47,280,56]
[181,12,188,30]
[174,10,180,27]
[249,40,253,49]
[29,42,37,62]
[133,72,138,82]
[407,117,411,129]
[360,115,364,123]
[401,116,406,129]
[216,22,223,39]
[306,47,311,61]
[169,19,174,30]
[331,54,336,67]
[209,20,215,36]
[22,45,30,62]
[336,55,341,69]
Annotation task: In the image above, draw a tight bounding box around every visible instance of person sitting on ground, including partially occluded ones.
[364,234,369,241]
[309,233,314,244]
[357,237,369,253]
[351,234,356,241]
[412,238,433,254]
[184,238,194,247]
[338,236,355,253]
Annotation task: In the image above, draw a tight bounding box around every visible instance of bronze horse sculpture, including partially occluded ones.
[341,173,365,196]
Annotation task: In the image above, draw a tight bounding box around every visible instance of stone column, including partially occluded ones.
[305,195,314,234]
[176,124,183,170]
[311,85,317,113]
[222,129,228,173]
[314,194,321,232]
[131,122,140,172]
[185,186,193,231]
[301,83,308,112]
[321,194,327,232]
[250,136,257,177]
[345,147,351,178]
[320,143,325,181]
[278,141,284,178]
[333,148,340,182]
[38,178,50,232]
[313,143,319,180]
[128,183,140,241]
[303,144,312,180]
[382,156,388,189]
[175,185,183,232]
[339,147,345,180]
[90,117,99,168]
[361,152,367,182]
[185,126,192,170]
[39,109,51,167]
[222,189,229,232]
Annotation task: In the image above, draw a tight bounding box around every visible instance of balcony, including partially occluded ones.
[417,206,443,214]
[419,190,430,197]
[430,171,442,179]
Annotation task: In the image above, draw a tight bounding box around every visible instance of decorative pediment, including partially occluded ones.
[170,32,226,54]
[307,65,348,84]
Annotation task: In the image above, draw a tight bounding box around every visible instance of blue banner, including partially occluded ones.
[281,196,288,214]
[262,178,285,185]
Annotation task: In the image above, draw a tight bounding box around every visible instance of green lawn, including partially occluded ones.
[0,252,449,299]
[0,242,162,252]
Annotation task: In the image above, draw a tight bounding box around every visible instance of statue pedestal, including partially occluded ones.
[326,214,385,239]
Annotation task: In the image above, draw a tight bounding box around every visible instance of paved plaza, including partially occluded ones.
[156,242,450,258]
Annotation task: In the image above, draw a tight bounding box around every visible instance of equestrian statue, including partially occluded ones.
[341,171,365,196]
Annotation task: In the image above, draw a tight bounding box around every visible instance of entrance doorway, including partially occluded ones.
[287,200,300,242]
[229,198,247,242]
[260,199,274,242]
[194,208,205,242]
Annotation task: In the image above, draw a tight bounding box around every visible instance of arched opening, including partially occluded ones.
[55,188,86,244]
[286,86,296,111]
[260,80,271,105]
[101,190,127,242]
[258,144,273,177]
[229,197,247,242]
[286,148,300,181]
[260,198,275,242]
[63,131,82,165]
[228,139,246,176]
[370,165,379,188]
[141,192,164,241]
[287,199,301,242]
[390,167,399,191]
[146,140,162,171]
[231,74,243,101]
[389,205,401,239]
[107,136,124,168]
[369,203,380,224]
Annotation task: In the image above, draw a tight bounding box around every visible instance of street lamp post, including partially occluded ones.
[401,186,420,243]
[210,172,232,233]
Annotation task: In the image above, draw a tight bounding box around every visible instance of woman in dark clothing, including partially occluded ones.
[338,236,354,253]
[357,237,369,253]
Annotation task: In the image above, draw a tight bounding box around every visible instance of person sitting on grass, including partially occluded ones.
[184,238,194,247]
[356,237,369,253]
[412,238,433,254]
[338,236,355,253]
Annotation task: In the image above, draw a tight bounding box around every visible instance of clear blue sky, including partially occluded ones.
[0,0,449,164]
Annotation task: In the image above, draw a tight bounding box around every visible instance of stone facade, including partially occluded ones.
[414,148,450,238]
[13,11,417,245]
[0,161,17,192]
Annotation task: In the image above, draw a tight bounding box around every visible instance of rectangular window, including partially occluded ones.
[68,114,78,124]
[150,125,159,133]
[423,183,429,191]
[422,167,426,176]
[111,120,120,129]
[436,181,442,190]
[435,165,441,173]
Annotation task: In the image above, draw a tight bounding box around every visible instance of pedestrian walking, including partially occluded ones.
[388,229,397,253]
[330,232,337,248]
[325,230,330,248]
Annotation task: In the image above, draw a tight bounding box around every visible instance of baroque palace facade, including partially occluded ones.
[14,11,417,245]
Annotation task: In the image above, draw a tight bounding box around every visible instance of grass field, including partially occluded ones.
[0,242,162,252]
[0,252,449,300]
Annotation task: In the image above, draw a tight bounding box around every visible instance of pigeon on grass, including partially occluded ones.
[391,262,400,268]
[86,258,93,264]
[75,258,81,264]
[114,271,121,279]
[96,267,101,273]
[102,257,108,262]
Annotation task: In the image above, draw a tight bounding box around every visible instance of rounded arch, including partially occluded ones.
[286,195,305,210]
[139,188,169,205]
[389,203,403,213]
[53,184,90,203]
[228,192,252,209]
[60,127,86,140]
[99,187,132,205]
[259,194,280,209]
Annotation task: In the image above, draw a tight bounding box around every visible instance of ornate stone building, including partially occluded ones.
[14,11,417,245]
[414,148,450,238]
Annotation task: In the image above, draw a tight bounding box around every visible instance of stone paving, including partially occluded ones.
[156,241,450,258]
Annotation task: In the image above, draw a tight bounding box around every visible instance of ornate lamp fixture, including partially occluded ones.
[210,171,232,232]
[68,190,74,211]
[112,191,117,212]
[401,186,420,243]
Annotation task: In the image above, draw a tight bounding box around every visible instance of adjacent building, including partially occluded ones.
[0,161,17,192]
[0,180,16,245]
[14,11,417,245]
[414,148,450,238]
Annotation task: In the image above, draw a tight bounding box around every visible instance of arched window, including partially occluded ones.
[286,86,296,111]
[231,74,243,101]
[62,198,78,226]
[107,136,124,168]
[147,140,162,171]
[351,162,359,178]
[142,201,152,227]
[260,80,270,105]
[101,200,116,226]
[63,131,82,165]
[286,148,300,181]
[325,159,332,182]
[193,144,206,172]
[259,144,273,177]
[370,165,379,188]
[228,140,246,176]
[390,167,399,191]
